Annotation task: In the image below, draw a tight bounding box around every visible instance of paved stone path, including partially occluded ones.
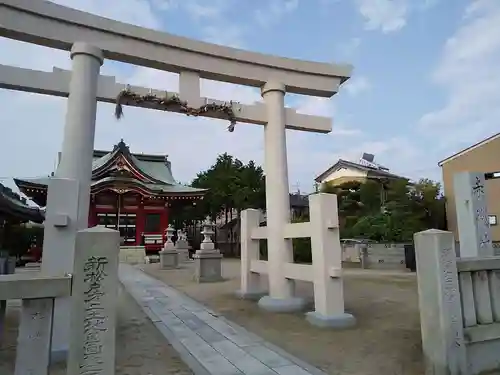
[119,264,328,375]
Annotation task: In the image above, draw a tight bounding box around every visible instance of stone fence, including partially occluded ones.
[342,243,412,271]
[239,193,355,328]
[415,229,500,374]
[0,227,120,375]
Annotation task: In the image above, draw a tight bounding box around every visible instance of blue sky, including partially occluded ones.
[1,0,499,193]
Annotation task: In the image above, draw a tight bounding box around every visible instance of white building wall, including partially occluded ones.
[320,167,368,184]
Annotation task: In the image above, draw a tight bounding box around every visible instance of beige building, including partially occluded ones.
[439,132,500,243]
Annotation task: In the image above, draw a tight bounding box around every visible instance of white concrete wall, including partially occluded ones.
[320,166,367,185]
[341,243,408,270]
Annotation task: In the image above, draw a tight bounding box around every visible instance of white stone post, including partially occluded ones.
[42,42,103,361]
[306,193,355,328]
[258,81,296,311]
[454,172,494,257]
[67,227,120,375]
[236,209,265,300]
[414,229,467,375]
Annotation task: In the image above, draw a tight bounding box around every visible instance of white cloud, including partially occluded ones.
[295,97,362,136]
[354,0,439,33]
[344,76,371,96]
[181,0,246,48]
[184,1,222,19]
[335,37,361,61]
[254,0,300,28]
[55,0,162,29]
[355,0,408,33]
[418,0,500,154]
[202,24,245,48]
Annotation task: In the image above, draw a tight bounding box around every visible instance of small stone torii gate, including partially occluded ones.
[0,0,351,359]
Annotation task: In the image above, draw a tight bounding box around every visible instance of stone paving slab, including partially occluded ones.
[118,264,329,375]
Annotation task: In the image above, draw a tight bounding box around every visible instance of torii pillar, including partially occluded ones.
[257,81,305,312]
[41,42,103,361]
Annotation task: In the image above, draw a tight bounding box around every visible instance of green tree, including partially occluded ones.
[408,178,446,230]
[321,177,446,242]
[190,153,266,223]
[321,180,364,216]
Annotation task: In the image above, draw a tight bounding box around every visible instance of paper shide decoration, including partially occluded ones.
[114,86,238,132]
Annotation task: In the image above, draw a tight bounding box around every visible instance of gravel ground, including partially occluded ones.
[140,259,424,375]
[0,286,193,375]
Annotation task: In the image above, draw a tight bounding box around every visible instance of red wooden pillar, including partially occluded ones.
[136,198,145,245]
[160,202,169,244]
[88,196,97,227]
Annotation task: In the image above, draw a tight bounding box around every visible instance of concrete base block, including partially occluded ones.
[193,251,223,283]
[235,289,267,301]
[119,246,146,265]
[176,248,190,263]
[160,250,179,269]
[305,311,356,329]
[258,295,306,313]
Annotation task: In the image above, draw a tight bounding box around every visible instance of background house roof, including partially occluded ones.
[314,159,405,183]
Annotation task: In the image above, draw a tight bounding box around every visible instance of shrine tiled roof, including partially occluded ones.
[0,182,44,223]
[15,140,207,196]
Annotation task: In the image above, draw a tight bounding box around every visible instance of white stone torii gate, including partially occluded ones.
[0,0,352,359]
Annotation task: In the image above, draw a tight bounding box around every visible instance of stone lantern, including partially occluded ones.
[159,224,178,269]
[193,217,223,282]
[164,224,175,248]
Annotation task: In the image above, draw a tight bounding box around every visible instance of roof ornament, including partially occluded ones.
[114,85,238,132]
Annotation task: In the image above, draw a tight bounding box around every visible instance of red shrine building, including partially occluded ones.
[15,140,206,252]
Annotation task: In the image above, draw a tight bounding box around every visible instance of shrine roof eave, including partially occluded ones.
[14,177,49,191]
[0,185,45,223]
[91,140,180,185]
[15,176,208,196]
[0,202,44,223]
[91,177,207,196]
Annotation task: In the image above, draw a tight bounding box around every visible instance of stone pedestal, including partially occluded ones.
[175,239,190,262]
[119,246,146,265]
[193,250,223,283]
[160,249,179,269]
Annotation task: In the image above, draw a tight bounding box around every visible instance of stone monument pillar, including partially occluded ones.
[454,171,494,257]
[193,218,223,283]
[175,228,190,262]
[159,224,179,269]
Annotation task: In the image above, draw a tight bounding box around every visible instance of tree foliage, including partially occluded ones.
[322,178,446,242]
[189,153,266,222]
